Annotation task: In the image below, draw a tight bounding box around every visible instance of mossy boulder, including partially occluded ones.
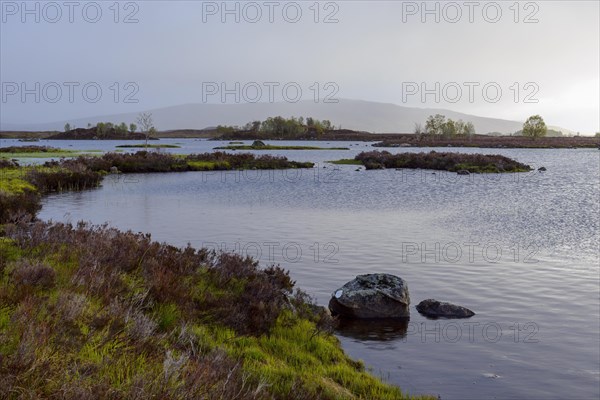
[329,274,410,319]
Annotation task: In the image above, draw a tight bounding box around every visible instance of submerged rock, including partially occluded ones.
[328,274,410,319]
[538,166,547,171]
[416,299,475,319]
[456,170,470,175]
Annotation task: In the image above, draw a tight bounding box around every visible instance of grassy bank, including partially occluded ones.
[0,154,432,399]
[336,150,532,172]
[0,221,429,399]
[328,159,363,166]
[0,146,102,159]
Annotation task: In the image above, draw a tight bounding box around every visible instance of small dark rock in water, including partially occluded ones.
[538,167,547,171]
[456,170,470,175]
[416,299,475,318]
[329,273,410,319]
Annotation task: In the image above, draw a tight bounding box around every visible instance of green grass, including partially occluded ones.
[116,144,181,149]
[0,168,36,194]
[0,148,102,159]
[154,303,181,331]
[219,314,419,399]
[186,160,231,170]
[215,145,350,150]
[0,150,102,159]
[452,163,528,173]
[0,224,435,399]
[1,154,427,397]
[329,159,363,165]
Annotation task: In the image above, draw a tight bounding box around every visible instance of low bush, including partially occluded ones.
[0,145,62,153]
[355,150,531,172]
[0,221,426,399]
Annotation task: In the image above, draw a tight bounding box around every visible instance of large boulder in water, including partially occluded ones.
[416,299,475,319]
[328,274,410,319]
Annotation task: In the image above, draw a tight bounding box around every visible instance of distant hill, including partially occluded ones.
[0,99,576,135]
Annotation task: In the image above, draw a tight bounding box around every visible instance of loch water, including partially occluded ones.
[15,138,598,400]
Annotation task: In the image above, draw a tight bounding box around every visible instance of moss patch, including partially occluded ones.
[328,159,363,165]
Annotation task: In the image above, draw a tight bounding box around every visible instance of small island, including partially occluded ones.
[215,140,349,151]
[116,144,181,149]
[47,121,156,141]
[0,151,314,222]
[332,150,532,173]
[0,145,101,159]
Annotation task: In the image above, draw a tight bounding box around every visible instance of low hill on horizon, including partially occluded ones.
[0,99,578,136]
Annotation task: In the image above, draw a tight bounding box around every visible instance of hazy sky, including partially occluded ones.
[1,0,599,133]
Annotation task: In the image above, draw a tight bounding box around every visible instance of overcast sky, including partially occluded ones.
[1,1,598,133]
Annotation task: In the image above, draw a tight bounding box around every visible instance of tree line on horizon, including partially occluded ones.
[216,116,337,138]
[64,121,138,136]
[63,113,156,147]
[417,114,553,138]
[415,114,476,138]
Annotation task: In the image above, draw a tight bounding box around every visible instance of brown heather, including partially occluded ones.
[0,220,333,399]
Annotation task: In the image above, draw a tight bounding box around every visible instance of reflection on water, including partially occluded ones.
[34,140,600,400]
[336,318,409,341]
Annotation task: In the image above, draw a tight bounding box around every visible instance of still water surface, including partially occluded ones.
[15,138,598,399]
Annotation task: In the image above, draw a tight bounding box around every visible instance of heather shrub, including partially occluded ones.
[355,150,531,172]
[11,260,56,289]
[0,159,19,168]
[0,189,40,224]
[0,221,426,399]
[0,145,62,153]
[203,256,296,335]
[26,163,103,193]
[3,221,298,336]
